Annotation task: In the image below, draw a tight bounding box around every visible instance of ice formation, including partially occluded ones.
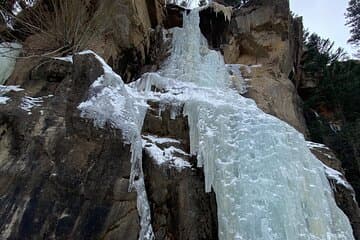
[77,51,154,240]
[132,9,355,240]
[0,85,23,104]
[206,2,233,22]
[0,42,21,85]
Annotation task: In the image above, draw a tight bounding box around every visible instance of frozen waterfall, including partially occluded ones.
[133,8,355,240]
[0,42,21,85]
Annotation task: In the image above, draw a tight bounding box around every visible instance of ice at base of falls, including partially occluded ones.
[76,51,154,240]
[0,43,22,85]
[131,9,355,240]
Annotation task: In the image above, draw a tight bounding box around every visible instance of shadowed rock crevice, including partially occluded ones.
[142,102,219,240]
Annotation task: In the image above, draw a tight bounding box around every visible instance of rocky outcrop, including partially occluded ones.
[200,0,307,135]
[7,0,166,85]
[0,55,140,239]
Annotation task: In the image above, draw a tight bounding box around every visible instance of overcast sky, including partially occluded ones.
[289,0,356,56]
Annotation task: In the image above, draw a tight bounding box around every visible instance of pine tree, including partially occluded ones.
[346,0,360,47]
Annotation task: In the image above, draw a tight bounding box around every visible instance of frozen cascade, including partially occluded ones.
[77,51,154,240]
[0,42,22,84]
[133,9,355,240]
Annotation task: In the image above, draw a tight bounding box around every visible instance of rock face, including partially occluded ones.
[7,0,166,86]
[201,0,307,135]
[0,55,141,240]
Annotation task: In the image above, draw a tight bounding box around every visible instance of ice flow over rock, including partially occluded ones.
[133,8,355,240]
[77,51,154,240]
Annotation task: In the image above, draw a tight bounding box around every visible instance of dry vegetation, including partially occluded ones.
[1,0,118,57]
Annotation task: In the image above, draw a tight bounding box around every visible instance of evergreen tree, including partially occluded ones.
[346,0,360,48]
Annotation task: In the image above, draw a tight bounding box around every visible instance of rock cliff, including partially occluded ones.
[0,0,359,239]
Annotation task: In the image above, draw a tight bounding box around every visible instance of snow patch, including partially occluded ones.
[0,85,23,104]
[322,163,354,192]
[142,135,180,144]
[306,141,330,150]
[54,56,73,63]
[20,96,44,113]
[142,136,191,169]
[20,95,53,114]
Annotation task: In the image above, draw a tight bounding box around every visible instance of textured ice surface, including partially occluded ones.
[77,51,154,240]
[132,9,355,240]
[0,43,21,85]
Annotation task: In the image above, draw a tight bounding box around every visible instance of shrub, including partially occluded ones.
[2,0,117,57]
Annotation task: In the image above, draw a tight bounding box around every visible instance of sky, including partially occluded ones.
[290,0,357,56]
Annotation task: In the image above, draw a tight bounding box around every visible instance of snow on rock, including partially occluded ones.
[0,96,9,104]
[54,55,73,63]
[142,134,180,145]
[0,85,23,104]
[76,51,154,240]
[20,96,44,114]
[322,163,354,192]
[19,95,53,114]
[142,135,191,170]
[306,141,330,150]
[0,42,22,85]
[306,141,354,193]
